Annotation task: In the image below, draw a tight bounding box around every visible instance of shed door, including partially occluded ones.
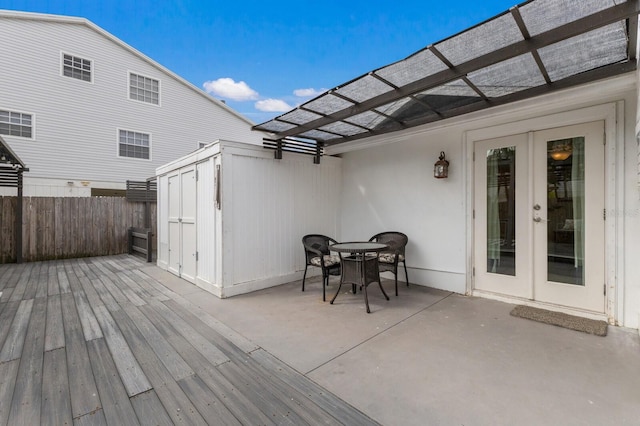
[168,172,181,276]
[167,167,197,283]
[180,168,197,282]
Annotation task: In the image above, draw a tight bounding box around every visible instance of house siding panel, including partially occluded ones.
[0,14,263,192]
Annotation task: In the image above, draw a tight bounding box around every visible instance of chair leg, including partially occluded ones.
[394,270,398,297]
[302,265,308,291]
[403,262,409,286]
[323,273,327,302]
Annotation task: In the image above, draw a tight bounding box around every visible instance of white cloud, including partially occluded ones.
[202,78,259,101]
[254,99,292,112]
[293,88,326,98]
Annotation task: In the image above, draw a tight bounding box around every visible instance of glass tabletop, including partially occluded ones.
[331,242,388,252]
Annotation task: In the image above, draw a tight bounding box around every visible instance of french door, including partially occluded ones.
[473,121,605,313]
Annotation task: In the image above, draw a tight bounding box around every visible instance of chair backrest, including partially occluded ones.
[302,234,337,264]
[369,232,408,256]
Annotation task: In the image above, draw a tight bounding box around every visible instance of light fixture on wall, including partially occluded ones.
[549,141,572,161]
[434,151,449,179]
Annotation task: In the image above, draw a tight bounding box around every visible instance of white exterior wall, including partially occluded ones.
[329,74,640,330]
[0,11,264,196]
[157,140,342,298]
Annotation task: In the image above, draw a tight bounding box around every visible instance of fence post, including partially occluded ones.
[16,171,23,263]
[146,229,152,262]
[127,227,133,255]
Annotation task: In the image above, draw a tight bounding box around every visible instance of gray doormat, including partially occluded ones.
[510,305,608,336]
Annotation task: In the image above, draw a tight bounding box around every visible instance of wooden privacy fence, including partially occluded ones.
[0,196,157,263]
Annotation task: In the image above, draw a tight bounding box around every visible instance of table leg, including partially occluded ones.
[363,281,370,313]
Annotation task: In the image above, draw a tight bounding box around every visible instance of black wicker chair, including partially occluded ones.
[302,234,341,301]
[369,232,409,296]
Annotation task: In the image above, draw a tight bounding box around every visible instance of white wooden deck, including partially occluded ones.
[0,255,377,425]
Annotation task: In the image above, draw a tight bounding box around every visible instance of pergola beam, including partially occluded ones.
[266,1,639,140]
[324,60,636,146]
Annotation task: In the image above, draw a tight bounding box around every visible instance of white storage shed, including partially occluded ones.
[156,140,342,298]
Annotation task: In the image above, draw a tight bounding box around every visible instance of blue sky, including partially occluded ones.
[3,0,518,123]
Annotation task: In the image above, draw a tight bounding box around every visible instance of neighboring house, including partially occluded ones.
[0,10,263,197]
[249,0,640,331]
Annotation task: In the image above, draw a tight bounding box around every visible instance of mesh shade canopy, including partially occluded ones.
[254,0,638,147]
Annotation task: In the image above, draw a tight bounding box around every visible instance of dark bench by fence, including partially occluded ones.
[128,227,153,262]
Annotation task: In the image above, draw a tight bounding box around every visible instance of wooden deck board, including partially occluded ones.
[122,269,171,302]
[121,304,195,381]
[35,264,50,299]
[89,277,120,312]
[192,361,276,426]
[73,409,108,426]
[78,275,104,310]
[111,309,208,425]
[0,299,34,362]
[250,349,376,426]
[0,300,21,351]
[0,256,380,426]
[86,338,140,426]
[41,348,73,426]
[61,293,103,419]
[166,298,259,355]
[7,297,47,425]
[104,272,147,307]
[92,305,152,397]
[215,361,301,426]
[62,260,83,294]
[0,264,15,291]
[162,299,250,361]
[56,263,71,294]
[130,390,173,426]
[222,350,341,426]
[78,258,98,280]
[176,374,241,426]
[113,271,151,306]
[136,303,227,375]
[145,301,229,366]
[47,263,61,296]
[130,269,177,300]
[0,359,19,426]
[44,294,65,352]
[73,287,103,342]
[22,261,41,300]
[97,275,130,307]
[9,261,33,302]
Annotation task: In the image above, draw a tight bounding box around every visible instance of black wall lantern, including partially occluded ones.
[434,151,449,179]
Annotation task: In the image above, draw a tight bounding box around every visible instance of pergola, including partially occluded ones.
[254,0,639,152]
[0,135,28,263]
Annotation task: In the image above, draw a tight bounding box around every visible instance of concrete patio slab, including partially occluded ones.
[147,266,640,426]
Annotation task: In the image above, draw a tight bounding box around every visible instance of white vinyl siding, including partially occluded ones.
[61,52,92,82]
[119,129,150,159]
[129,72,159,105]
[0,109,33,139]
[0,13,264,186]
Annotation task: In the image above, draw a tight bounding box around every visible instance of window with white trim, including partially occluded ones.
[129,73,159,105]
[0,109,32,138]
[62,53,92,82]
[119,130,150,159]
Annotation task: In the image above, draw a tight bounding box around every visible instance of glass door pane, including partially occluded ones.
[486,147,516,276]
[546,137,584,285]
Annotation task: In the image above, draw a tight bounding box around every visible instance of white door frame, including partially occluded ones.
[465,102,622,323]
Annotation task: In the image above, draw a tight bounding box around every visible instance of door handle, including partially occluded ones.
[533,217,542,223]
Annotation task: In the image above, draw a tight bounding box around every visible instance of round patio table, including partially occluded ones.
[330,242,389,313]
